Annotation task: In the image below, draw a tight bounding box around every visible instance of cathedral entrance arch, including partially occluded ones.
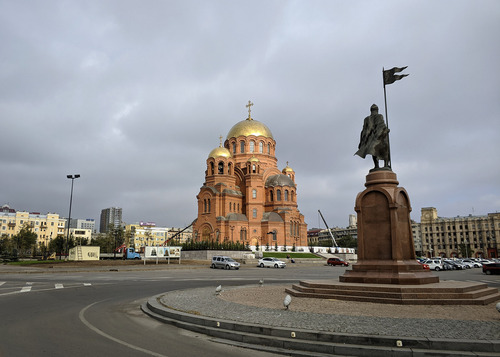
[201,225,213,240]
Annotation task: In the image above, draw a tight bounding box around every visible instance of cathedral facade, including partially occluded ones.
[193,102,307,249]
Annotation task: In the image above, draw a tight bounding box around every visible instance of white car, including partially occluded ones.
[422,259,443,271]
[457,259,474,269]
[258,257,286,268]
[462,259,482,268]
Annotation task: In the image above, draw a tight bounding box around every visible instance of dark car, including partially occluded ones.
[327,257,349,266]
[482,263,500,275]
[443,260,465,270]
[442,261,454,270]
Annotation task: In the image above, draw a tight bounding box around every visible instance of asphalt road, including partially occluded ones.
[0,264,498,357]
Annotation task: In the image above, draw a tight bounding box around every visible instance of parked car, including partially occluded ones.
[454,260,470,269]
[480,259,494,265]
[258,257,286,268]
[482,263,500,275]
[443,260,466,270]
[211,256,240,270]
[458,260,475,269]
[422,259,443,271]
[327,257,349,267]
[417,261,430,270]
[462,259,482,268]
[442,261,454,270]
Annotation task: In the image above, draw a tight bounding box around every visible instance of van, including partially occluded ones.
[211,256,240,270]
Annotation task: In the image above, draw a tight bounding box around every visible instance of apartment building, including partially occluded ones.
[126,223,193,250]
[421,207,500,259]
[0,205,66,248]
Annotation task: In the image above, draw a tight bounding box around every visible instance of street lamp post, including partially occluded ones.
[66,174,80,259]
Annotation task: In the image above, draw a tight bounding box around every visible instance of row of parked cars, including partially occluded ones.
[211,255,351,270]
[210,255,288,270]
[419,257,500,274]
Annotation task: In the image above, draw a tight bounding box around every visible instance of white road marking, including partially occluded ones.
[0,282,94,297]
[79,301,168,357]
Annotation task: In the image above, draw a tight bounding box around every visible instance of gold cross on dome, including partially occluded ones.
[246,100,254,120]
[219,135,223,147]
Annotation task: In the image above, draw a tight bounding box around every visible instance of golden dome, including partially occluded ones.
[208,135,232,159]
[208,146,231,159]
[282,161,294,173]
[226,118,273,140]
[247,155,260,162]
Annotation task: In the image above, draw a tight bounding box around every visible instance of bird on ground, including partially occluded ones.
[215,285,222,295]
[259,279,264,287]
[283,294,292,310]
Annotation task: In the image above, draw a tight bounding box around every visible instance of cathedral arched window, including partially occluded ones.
[252,164,256,173]
[259,141,263,153]
[204,199,207,213]
[252,208,257,218]
[229,202,232,212]
[267,143,270,154]
[210,162,214,175]
[252,189,257,199]
[208,199,211,212]
[240,228,247,241]
[228,162,232,175]
[218,162,224,174]
[240,141,245,153]
[249,140,255,153]
[270,190,274,201]
[237,203,240,212]
[285,190,289,201]
[290,222,293,235]
[232,142,236,154]
[277,189,281,201]
[291,191,295,202]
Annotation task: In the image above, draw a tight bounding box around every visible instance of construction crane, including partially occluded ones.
[163,220,196,246]
[318,210,338,248]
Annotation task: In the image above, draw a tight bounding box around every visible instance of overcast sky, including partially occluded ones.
[1,0,499,231]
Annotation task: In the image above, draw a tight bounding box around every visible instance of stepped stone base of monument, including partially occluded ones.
[339,259,439,284]
[285,280,500,305]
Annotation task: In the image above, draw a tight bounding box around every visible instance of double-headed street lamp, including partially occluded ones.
[66,174,80,258]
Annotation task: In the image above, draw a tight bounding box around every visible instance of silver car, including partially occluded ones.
[258,257,286,268]
[211,256,240,270]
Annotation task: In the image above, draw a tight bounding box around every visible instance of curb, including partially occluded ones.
[142,293,500,357]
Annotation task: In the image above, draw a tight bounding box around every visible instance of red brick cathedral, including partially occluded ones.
[193,102,307,249]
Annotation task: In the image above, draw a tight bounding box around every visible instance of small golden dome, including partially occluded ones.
[208,146,231,159]
[282,161,294,173]
[208,136,232,159]
[226,118,274,140]
[247,155,260,163]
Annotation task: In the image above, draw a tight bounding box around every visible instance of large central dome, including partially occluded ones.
[226,118,274,140]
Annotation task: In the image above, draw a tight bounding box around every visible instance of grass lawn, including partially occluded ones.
[261,252,318,259]
[6,260,67,266]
